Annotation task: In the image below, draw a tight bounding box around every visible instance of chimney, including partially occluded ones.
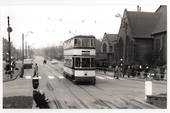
[137,5,141,12]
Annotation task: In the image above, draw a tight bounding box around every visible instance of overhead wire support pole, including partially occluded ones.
[21,33,24,78]
[7,16,12,74]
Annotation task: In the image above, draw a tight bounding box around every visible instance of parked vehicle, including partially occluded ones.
[24,59,33,69]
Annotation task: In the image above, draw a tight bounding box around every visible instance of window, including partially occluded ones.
[82,58,90,67]
[74,39,81,47]
[75,58,80,67]
[82,38,90,47]
[91,58,95,67]
[91,39,95,47]
[109,46,113,52]
[102,43,107,53]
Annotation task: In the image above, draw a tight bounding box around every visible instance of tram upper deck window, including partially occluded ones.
[82,58,90,67]
[75,58,80,67]
[91,39,95,47]
[74,39,81,47]
[82,38,90,47]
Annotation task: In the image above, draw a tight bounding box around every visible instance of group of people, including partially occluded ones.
[110,64,166,80]
[32,63,49,108]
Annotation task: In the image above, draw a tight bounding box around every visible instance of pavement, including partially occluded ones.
[3,67,33,108]
[96,71,167,84]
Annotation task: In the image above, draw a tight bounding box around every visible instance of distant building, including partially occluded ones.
[98,33,118,66]
[115,5,167,66]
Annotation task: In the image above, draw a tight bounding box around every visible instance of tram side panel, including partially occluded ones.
[63,66,74,78]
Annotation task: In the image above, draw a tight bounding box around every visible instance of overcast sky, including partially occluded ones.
[0,0,167,49]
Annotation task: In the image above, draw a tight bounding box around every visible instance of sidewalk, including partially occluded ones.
[96,71,167,84]
[3,68,33,108]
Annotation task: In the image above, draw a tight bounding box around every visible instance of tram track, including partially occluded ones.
[39,65,63,108]
[46,63,158,109]
[46,62,157,109]
[44,64,88,108]
[46,63,119,108]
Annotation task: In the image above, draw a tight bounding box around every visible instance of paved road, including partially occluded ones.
[5,56,166,109]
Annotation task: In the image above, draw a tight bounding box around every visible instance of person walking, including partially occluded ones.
[126,66,131,78]
[33,63,38,77]
[114,65,119,79]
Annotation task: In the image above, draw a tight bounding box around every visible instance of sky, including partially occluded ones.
[0,0,167,49]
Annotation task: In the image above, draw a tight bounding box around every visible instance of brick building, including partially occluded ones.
[115,5,167,67]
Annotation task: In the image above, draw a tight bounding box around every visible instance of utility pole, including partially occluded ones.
[7,16,12,74]
[21,33,24,78]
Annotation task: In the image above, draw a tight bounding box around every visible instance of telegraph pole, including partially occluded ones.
[7,16,12,73]
[20,33,24,78]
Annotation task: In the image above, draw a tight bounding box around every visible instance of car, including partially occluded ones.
[24,59,33,69]
[51,59,58,64]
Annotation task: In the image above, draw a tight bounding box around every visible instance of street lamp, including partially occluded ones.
[115,13,122,19]
[7,16,13,74]
[24,31,34,58]
[115,13,128,75]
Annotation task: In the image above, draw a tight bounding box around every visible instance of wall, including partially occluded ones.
[134,38,153,65]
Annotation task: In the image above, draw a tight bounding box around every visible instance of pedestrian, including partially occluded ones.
[114,65,119,79]
[32,80,49,108]
[112,66,115,78]
[126,66,131,78]
[144,65,150,79]
[155,66,160,80]
[33,63,38,77]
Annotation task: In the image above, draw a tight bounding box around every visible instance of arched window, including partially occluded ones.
[103,43,107,53]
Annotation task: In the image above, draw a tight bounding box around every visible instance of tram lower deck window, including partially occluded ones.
[91,58,95,67]
[82,58,90,67]
[75,58,80,67]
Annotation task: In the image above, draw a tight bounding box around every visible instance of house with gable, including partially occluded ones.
[99,33,118,66]
[115,5,167,67]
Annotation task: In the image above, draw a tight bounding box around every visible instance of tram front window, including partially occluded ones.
[75,58,80,67]
[82,58,90,67]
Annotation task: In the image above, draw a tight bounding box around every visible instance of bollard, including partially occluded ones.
[20,66,24,78]
[145,79,152,101]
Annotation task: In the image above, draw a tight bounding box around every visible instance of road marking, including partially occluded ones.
[58,76,65,79]
[32,76,42,79]
[25,76,32,79]
[48,75,55,79]
[96,76,105,80]
[106,76,114,80]
[96,76,115,80]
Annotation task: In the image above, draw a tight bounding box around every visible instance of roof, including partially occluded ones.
[124,5,167,37]
[152,5,167,34]
[103,33,118,45]
[64,35,95,43]
[126,11,159,37]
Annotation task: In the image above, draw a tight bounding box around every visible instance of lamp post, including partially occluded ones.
[20,33,24,78]
[115,13,128,75]
[7,16,13,74]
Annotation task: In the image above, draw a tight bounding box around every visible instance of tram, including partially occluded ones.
[63,35,96,84]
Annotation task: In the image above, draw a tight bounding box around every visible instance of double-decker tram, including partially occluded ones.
[63,35,96,85]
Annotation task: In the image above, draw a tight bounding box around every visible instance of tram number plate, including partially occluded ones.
[82,51,90,55]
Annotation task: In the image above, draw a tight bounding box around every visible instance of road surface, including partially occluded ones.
[4,56,167,109]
